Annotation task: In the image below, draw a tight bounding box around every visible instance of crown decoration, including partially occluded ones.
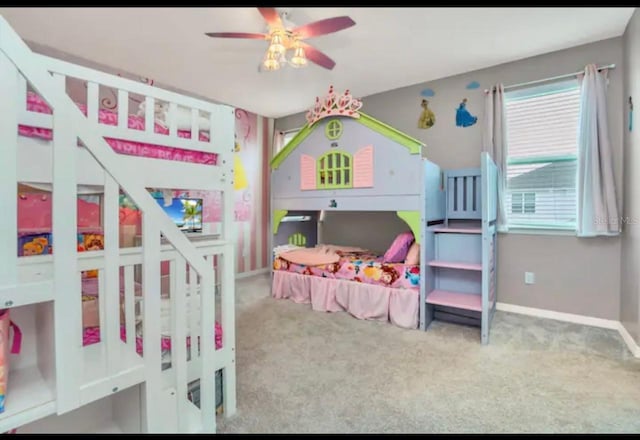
[305,85,363,125]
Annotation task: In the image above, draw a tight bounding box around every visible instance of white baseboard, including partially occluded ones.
[496,302,639,358]
[617,322,640,358]
[496,302,619,329]
[235,268,269,280]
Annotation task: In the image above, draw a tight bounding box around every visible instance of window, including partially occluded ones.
[288,233,307,246]
[317,150,352,189]
[274,129,300,156]
[504,78,581,229]
[325,120,343,140]
[511,192,536,214]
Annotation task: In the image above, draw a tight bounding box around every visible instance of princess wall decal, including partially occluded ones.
[455,98,478,128]
[418,99,436,129]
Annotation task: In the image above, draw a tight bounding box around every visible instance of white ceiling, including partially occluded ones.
[0,7,634,119]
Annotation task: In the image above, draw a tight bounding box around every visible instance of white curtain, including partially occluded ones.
[482,84,508,231]
[576,64,620,237]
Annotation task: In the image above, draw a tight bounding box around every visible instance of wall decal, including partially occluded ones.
[418,99,436,129]
[466,81,481,90]
[629,96,633,132]
[455,98,477,128]
[420,88,435,98]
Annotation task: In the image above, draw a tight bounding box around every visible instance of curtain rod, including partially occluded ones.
[485,64,616,93]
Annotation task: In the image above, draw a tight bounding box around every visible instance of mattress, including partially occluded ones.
[20,91,218,166]
[273,250,420,291]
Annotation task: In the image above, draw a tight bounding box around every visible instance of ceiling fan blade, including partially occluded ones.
[257,7,283,28]
[301,42,336,70]
[205,32,267,40]
[292,16,356,40]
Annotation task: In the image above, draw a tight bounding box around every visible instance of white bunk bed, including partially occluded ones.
[0,16,236,433]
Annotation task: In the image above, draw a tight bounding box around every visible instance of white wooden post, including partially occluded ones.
[51,72,82,413]
[220,244,236,416]
[104,175,121,374]
[199,255,216,433]
[191,108,199,142]
[124,265,136,353]
[0,53,19,295]
[168,102,178,138]
[213,105,237,417]
[172,257,189,431]
[117,90,129,129]
[142,217,163,431]
[145,96,155,134]
[86,82,99,123]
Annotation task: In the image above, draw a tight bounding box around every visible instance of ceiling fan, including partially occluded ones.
[205,8,356,71]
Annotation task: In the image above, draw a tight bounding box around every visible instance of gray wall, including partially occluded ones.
[621,10,640,343]
[277,37,625,320]
[321,211,411,255]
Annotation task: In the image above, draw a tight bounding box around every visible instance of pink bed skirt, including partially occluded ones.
[272,271,419,329]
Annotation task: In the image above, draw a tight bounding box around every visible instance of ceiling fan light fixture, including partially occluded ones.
[268,32,285,55]
[263,51,281,71]
[290,45,308,68]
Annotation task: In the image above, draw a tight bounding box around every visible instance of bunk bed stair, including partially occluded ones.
[424,153,498,345]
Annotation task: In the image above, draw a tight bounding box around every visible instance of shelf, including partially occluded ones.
[428,260,482,271]
[0,366,56,433]
[426,289,482,312]
[433,226,482,234]
[0,281,54,309]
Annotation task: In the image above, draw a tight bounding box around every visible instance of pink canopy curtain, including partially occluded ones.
[576,64,620,236]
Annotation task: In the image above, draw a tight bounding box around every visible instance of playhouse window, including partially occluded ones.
[317,151,353,189]
[288,232,307,246]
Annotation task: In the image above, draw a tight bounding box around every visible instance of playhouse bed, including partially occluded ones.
[272,249,420,329]
[21,91,218,165]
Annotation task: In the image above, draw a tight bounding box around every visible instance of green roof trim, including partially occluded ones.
[397,211,421,245]
[355,113,423,154]
[272,209,288,235]
[270,112,424,170]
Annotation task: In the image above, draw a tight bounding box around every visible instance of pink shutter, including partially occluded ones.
[353,145,374,188]
[300,154,317,190]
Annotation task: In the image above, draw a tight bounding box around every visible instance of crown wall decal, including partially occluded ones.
[305,85,363,125]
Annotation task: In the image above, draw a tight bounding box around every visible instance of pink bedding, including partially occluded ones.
[20,91,218,165]
[279,247,341,266]
[273,250,420,291]
[82,322,223,353]
[272,271,419,329]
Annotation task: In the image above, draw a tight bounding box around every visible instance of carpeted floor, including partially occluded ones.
[217,273,640,434]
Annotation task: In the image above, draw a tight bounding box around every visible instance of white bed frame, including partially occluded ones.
[0,16,236,433]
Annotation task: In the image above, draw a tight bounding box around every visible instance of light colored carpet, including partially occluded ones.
[218,273,640,434]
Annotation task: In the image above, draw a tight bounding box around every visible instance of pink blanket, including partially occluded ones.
[279,247,340,266]
[82,322,223,353]
[20,91,218,165]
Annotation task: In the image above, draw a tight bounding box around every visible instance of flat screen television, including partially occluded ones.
[154,196,203,233]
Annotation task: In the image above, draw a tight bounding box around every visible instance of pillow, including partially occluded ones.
[404,242,420,265]
[383,231,415,263]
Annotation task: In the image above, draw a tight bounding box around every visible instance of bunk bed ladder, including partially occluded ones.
[0,15,236,433]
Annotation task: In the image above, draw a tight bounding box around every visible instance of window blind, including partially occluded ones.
[504,79,581,229]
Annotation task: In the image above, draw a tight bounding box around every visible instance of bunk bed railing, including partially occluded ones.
[0,16,235,433]
[445,168,482,222]
[480,152,498,345]
[19,53,225,156]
